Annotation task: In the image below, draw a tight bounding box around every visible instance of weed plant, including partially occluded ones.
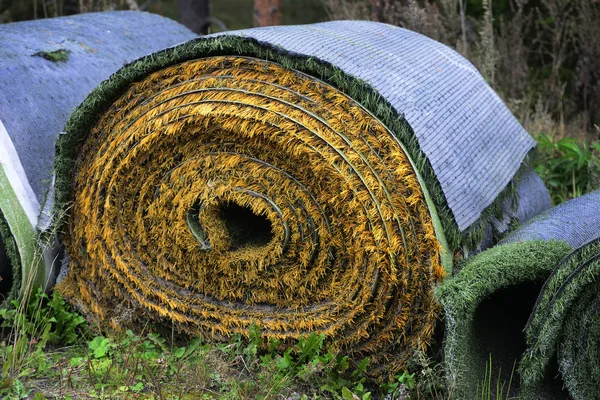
[0,292,431,399]
[532,134,600,204]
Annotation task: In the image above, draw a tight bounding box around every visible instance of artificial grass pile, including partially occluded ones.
[520,237,600,400]
[438,189,600,398]
[0,11,195,301]
[436,240,573,399]
[54,21,538,374]
[57,55,444,376]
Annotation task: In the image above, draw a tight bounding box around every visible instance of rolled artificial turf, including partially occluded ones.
[436,240,573,399]
[438,189,600,398]
[0,11,195,300]
[520,237,600,400]
[52,20,545,375]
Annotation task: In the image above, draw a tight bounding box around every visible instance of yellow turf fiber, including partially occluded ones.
[58,57,443,374]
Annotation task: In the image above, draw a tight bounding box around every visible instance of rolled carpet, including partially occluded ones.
[0,11,195,300]
[54,21,538,373]
[438,189,600,398]
[520,237,600,400]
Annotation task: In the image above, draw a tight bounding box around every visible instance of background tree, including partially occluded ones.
[253,0,281,27]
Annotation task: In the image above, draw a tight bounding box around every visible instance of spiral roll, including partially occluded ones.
[58,56,443,372]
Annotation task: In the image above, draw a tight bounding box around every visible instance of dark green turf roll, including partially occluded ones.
[438,189,600,399]
[520,238,600,400]
[436,240,573,399]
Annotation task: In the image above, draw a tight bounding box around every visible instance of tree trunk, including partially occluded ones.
[253,0,281,27]
[178,0,210,35]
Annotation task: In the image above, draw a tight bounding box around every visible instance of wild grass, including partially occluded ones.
[476,356,517,400]
[0,289,433,399]
[531,133,600,204]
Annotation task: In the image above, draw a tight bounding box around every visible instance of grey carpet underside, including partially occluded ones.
[501,189,600,248]
[0,11,195,209]
[477,165,552,252]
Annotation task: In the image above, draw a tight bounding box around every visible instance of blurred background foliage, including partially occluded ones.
[0,0,598,202]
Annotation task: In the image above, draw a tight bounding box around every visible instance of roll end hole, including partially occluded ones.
[219,202,274,250]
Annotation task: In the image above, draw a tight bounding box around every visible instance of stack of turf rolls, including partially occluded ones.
[0,12,195,300]
[437,189,600,399]
[52,20,550,375]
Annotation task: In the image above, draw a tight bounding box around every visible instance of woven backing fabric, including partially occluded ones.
[54,21,535,375]
[501,189,600,248]
[0,11,195,299]
[520,238,600,400]
[438,190,600,398]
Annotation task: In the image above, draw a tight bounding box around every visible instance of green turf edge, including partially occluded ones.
[519,237,600,400]
[52,35,521,256]
[0,167,45,299]
[435,240,573,399]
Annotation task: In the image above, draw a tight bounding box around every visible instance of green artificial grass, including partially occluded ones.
[0,167,44,301]
[53,35,519,259]
[520,237,600,400]
[32,48,70,63]
[435,240,573,399]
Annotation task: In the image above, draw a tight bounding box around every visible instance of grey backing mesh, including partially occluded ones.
[495,165,552,233]
[213,21,536,231]
[501,190,600,249]
[0,11,195,207]
[476,165,552,252]
[512,166,553,224]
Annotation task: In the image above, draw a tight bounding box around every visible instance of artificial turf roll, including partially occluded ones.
[438,189,600,398]
[0,11,195,301]
[436,240,573,399]
[57,56,445,375]
[501,189,600,249]
[54,21,540,373]
[520,237,600,400]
